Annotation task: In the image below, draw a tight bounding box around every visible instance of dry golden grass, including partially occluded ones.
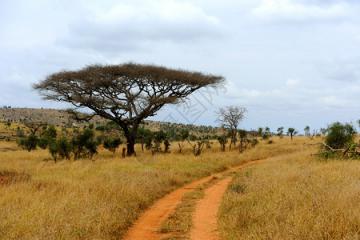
[219,143,360,240]
[0,137,302,240]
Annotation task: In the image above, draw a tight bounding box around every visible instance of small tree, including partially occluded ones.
[304,126,311,137]
[177,129,189,153]
[262,127,271,140]
[72,127,99,159]
[325,122,355,150]
[56,137,72,160]
[48,137,72,162]
[217,106,246,149]
[277,127,284,138]
[17,134,38,152]
[38,125,57,149]
[190,137,207,156]
[103,137,122,155]
[152,130,167,153]
[238,129,247,152]
[144,131,154,150]
[137,127,152,152]
[217,135,228,152]
[48,140,59,162]
[287,128,297,140]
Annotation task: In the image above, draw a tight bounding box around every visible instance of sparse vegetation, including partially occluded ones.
[287,127,297,140]
[0,137,295,240]
[219,146,360,240]
[217,106,246,149]
[103,137,122,155]
[319,122,358,159]
[34,63,224,156]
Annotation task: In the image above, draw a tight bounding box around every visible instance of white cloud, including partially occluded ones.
[320,58,360,82]
[252,0,349,21]
[60,0,222,53]
[95,1,219,25]
[2,0,360,129]
[286,78,300,87]
[319,95,349,108]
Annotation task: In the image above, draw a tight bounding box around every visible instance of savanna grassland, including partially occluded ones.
[0,135,302,240]
[219,144,360,240]
[2,122,360,240]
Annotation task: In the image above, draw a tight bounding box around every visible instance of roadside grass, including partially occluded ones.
[0,137,308,240]
[219,148,360,240]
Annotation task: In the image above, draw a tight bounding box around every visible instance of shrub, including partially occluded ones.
[56,137,72,160]
[17,134,38,152]
[152,130,167,153]
[251,138,259,147]
[48,139,59,161]
[325,122,356,150]
[103,137,122,154]
[38,125,57,149]
[164,139,171,153]
[37,138,49,149]
[137,127,153,151]
[217,135,228,152]
[72,128,99,160]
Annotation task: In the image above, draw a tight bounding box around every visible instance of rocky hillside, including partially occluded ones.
[0,107,219,135]
[0,108,104,126]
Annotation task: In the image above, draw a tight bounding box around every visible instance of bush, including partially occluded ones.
[72,128,99,159]
[217,135,228,152]
[137,127,153,151]
[325,122,356,150]
[103,137,122,154]
[37,138,49,149]
[38,125,58,149]
[17,134,38,152]
[56,137,72,160]
[251,138,259,147]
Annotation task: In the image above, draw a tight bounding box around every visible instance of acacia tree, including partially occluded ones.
[277,127,284,138]
[287,128,297,140]
[34,63,223,156]
[217,106,246,149]
[304,126,311,137]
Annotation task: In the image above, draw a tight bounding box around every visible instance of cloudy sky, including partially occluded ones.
[1,0,360,131]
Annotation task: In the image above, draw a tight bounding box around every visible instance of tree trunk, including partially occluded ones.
[123,127,138,156]
[126,135,136,156]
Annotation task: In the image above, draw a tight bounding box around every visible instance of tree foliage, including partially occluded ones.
[325,122,356,150]
[217,135,228,152]
[277,127,284,138]
[103,137,122,154]
[72,128,99,159]
[17,134,38,152]
[34,63,224,156]
[218,106,246,148]
[287,128,297,140]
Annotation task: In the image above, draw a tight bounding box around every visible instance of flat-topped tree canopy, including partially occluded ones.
[34,63,224,155]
